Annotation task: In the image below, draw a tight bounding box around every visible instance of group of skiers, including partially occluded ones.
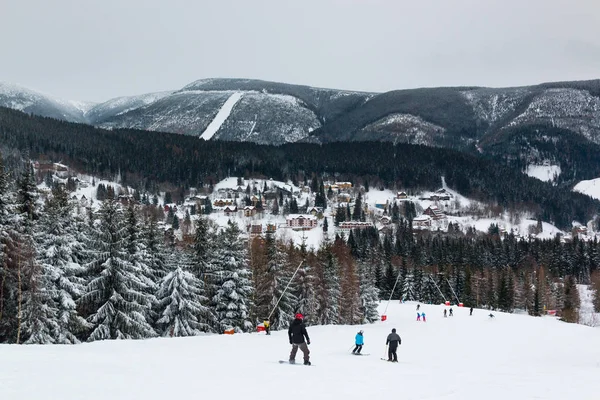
[282,313,403,365]
[280,304,491,365]
[353,327,402,362]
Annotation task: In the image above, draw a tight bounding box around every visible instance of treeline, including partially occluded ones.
[1,157,600,345]
[0,158,378,344]
[348,221,600,322]
[1,106,599,230]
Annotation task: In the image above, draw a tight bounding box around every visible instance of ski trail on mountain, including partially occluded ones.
[200,92,243,140]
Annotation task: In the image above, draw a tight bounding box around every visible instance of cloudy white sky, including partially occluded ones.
[1,0,599,102]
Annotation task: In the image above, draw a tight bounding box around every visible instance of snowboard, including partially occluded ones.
[279,360,312,366]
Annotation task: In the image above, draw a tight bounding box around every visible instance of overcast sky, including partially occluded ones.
[2,0,600,102]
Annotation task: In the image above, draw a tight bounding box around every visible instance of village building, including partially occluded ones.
[286,214,318,230]
[249,223,263,236]
[223,205,238,216]
[307,206,323,216]
[338,221,373,232]
[214,198,235,207]
[413,215,432,229]
[379,216,392,225]
[424,205,446,220]
[243,205,257,217]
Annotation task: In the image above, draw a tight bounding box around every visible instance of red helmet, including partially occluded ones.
[295,313,304,320]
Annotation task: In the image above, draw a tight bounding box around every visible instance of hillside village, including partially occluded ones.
[35,160,597,249]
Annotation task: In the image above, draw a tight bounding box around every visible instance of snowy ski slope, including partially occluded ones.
[2,302,599,400]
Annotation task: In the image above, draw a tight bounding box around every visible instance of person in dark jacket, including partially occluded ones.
[386,328,401,362]
[288,313,311,365]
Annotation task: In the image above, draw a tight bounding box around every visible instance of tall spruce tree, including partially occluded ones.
[81,200,156,341]
[255,230,296,330]
[212,221,254,333]
[316,239,341,325]
[294,242,317,325]
[156,249,211,336]
[0,155,18,342]
[124,202,158,325]
[33,185,89,343]
[357,260,379,323]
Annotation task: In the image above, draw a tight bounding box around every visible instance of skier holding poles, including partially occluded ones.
[385,328,401,362]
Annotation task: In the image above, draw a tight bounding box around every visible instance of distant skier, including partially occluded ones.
[288,313,311,365]
[263,319,271,335]
[352,330,364,354]
[488,313,495,319]
[470,307,473,316]
[443,309,447,318]
[449,308,453,317]
[416,312,421,321]
[386,328,401,362]
[416,304,420,311]
[422,312,426,322]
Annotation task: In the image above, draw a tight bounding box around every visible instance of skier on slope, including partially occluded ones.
[352,330,364,354]
[288,313,311,365]
[386,328,401,362]
[449,308,453,317]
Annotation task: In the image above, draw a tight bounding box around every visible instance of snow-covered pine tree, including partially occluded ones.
[255,230,297,330]
[156,249,211,336]
[81,199,156,341]
[212,221,254,333]
[124,202,158,325]
[421,274,442,304]
[412,266,424,302]
[0,155,18,342]
[357,260,379,323]
[143,212,169,282]
[191,216,217,330]
[33,185,89,343]
[13,161,58,344]
[293,242,317,325]
[315,238,341,325]
[402,270,417,301]
[16,161,39,234]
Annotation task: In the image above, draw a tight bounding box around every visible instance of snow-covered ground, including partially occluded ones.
[525,164,561,183]
[2,301,599,400]
[525,164,561,182]
[573,178,600,201]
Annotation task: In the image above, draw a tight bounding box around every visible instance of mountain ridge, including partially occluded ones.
[2,77,600,149]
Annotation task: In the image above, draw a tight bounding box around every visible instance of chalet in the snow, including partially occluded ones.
[286,214,318,230]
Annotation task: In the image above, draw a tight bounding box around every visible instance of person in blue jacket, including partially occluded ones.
[352,330,364,354]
